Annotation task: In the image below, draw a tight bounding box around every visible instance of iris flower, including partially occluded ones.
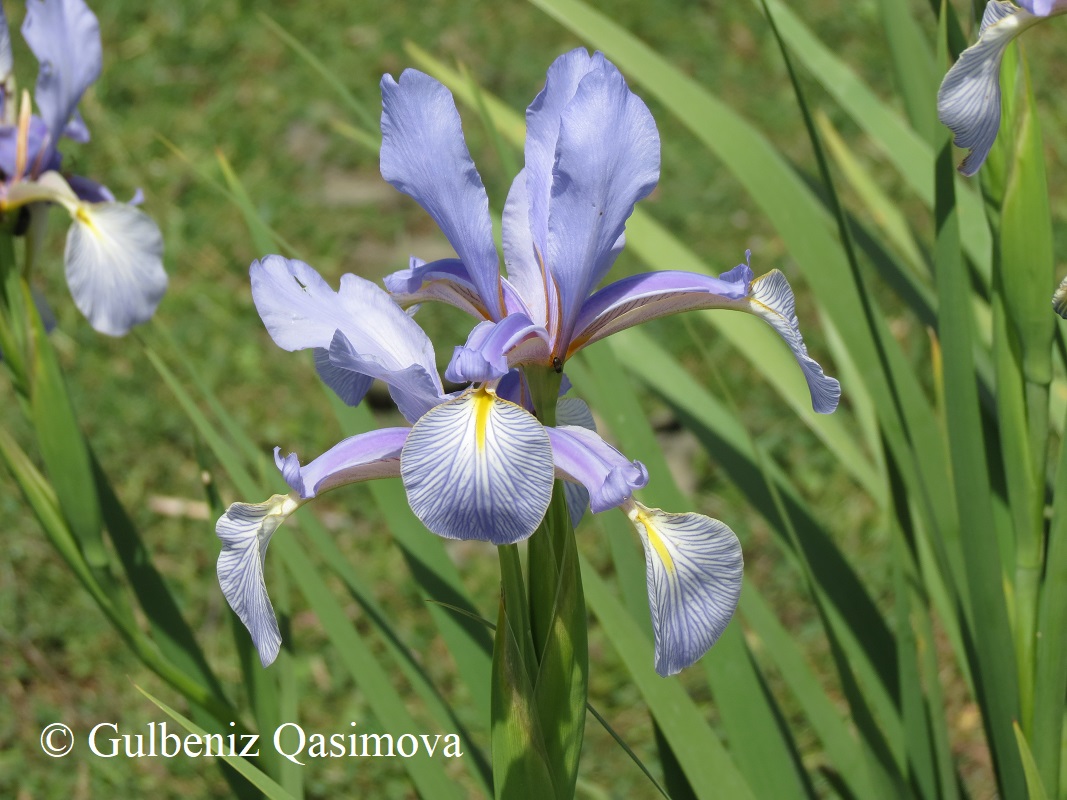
[218,256,743,676]
[0,0,165,336]
[938,0,1067,176]
[379,50,840,415]
[216,50,838,677]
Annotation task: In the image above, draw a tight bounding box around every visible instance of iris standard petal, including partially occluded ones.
[313,346,374,407]
[64,201,166,336]
[274,427,408,500]
[546,425,648,513]
[546,59,659,348]
[401,386,554,543]
[502,169,552,329]
[0,6,11,86]
[571,262,840,414]
[625,500,743,676]
[523,49,601,259]
[937,0,1040,176]
[380,70,502,319]
[444,313,550,384]
[555,396,598,527]
[22,0,101,146]
[216,494,302,667]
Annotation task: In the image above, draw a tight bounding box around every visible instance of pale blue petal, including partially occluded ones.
[22,0,101,145]
[273,427,408,499]
[444,313,550,384]
[1052,275,1067,319]
[313,346,373,406]
[401,387,554,543]
[216,494,301,667]
[0,6,12,86]
[329,329,444,423]
[546,59,659,348]
[64,202,166,336]
[546,425,648,513]
[380,70,502,318]
[937,1,1038,176]
[502,169,551,329]
[1017,0,1067,17]
[251,256,443,409]
[627,502,743,676]
[556,397,596,526]
[385,256,494,320]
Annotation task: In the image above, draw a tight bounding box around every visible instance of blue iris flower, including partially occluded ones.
[0,0,165,336]
[938,0,1067,176]
[217,50,840,677]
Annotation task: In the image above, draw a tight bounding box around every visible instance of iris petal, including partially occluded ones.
[22,0,101,146]
[64,201,167,336]
[444,313,550,384]
[937,1,1038,176]
[546,424,648,513]
[380,70,502,318]
[626,502,743,676]
[216,494,301,667]
[556,397,597,527]
[401,387,554,543]
[274,427,408,500]
[1052,275,1067,319]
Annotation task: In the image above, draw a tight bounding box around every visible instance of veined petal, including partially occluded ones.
[444,313,550,384]
[64,201,166,336]
[1052,275,1067,319]
[546,58,659,348]
[216,494,302,667]
[22,0,101,146]
[546,425,648,513]
[251,256,443,409]
[571,260,840,414]
[380,70,502,319]
[401,386,554,543]
[274,427,408,499]
[937,0,1040,176]
[625,500,743,676]
[502,169,551,329]
[0,6,11,88]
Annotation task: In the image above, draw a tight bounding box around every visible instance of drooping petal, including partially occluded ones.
[251,256,443,411]
[401,386,554,543]
[546,425,648,513]
[216,494,302,667]
[937,0,1040,176]
[444,313,550,384]
[65,173,116,203]
[1052,275,1067,319]
[380,70,502,319]
[22,0,102,145]
[571,260,841,414]
[64,201,167,336]
[546,58,659,348]
[273,427,408,499]
[625,500,743,676]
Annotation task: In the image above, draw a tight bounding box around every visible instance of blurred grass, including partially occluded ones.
[1,0,1064,797]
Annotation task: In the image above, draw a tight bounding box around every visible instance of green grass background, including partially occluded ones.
[1,0,1064,797]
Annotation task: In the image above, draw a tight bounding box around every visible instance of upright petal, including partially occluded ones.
[401,386,554,543]
[570,260,840,414]
[64,201,167,336]
[274,427,408,500]
[502,169,551,329]
[937,0,1040,176]
[545,59,660,349]
[22,0,102,145]
[216,494,302,667]
[625,500,743,676]
[380,70,502,318]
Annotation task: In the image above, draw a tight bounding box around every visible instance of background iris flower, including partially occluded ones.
[380,49,840,415]
[0,0,164,336]
[218,255,744,676]
[938,0,1067,176]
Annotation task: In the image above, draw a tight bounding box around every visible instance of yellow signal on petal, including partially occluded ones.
[472,385,494,452]
[630,503,676,575]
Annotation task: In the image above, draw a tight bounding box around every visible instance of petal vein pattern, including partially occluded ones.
[402,388,554,543]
